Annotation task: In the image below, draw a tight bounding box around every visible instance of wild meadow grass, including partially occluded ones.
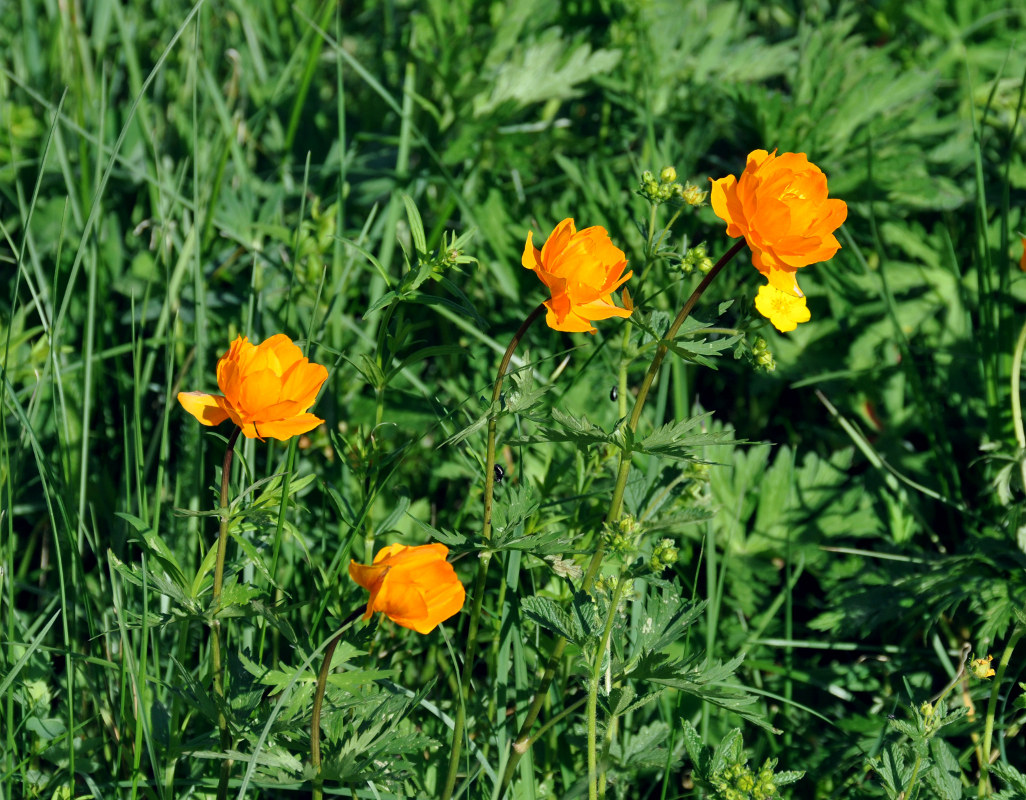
[3,1,1026,798]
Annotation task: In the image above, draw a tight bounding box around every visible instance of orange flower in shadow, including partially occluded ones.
[711,150,847,295]
[349,543,465,634]
[178,334,328,440]
[522,218,633,333]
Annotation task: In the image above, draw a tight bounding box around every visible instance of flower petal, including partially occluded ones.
[177,392,231,426]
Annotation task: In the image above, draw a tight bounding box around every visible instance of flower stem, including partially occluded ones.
[310,609,363,800]
[211,425,241,800]
[587,575,627,800]
[440,303,546,800]
[979,627,1023,797]
[499,240,745,795]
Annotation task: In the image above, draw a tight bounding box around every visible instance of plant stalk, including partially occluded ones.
[979,627,1023,796]
[587,575,627,800]
[211,425,241,800]
[500,240,745,795]
[310,609,363,800]
[440,303,546,800]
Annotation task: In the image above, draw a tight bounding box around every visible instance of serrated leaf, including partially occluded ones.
[710,728,744,774]
[680,719,708,774]
[924,738,962,800]
[992,761,1026,794]
[521,595,586,644]
[635,413,734,461]
[773,769,806,786]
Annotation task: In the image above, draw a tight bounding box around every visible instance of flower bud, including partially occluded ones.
[659,166,677,184]
[971,654,995,679]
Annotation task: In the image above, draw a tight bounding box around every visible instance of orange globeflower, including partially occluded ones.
[754,283,811,333]
[349,543,465,634]
[710,149,847,295]
[178,334,328,440]
[522,218,633,333]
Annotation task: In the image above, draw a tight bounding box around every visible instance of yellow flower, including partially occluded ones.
[348,543,465,634]
[710,149,847,294]
[971,654,995,680]
[178,334,328,440]
[522,218,633,333]
[754,283,811,332]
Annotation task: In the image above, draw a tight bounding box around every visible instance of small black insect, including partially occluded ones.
[493,464,504,484]
[610,386,618,402]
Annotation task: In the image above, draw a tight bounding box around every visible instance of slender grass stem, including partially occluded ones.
[440,303,546,800]
[500,240,745,796]
[1010,317,1026,450]
[211,426,241,800]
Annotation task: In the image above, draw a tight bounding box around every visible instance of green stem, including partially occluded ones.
[440,303,546,800]
[979,628,1023,797]
[587,576,627,800]
[310,609,363,800]
[500,240,745,795]
[1010,317,1026,450]
[211,425,241,800]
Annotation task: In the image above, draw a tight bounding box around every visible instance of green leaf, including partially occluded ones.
[634,413,734,461]
[680,719,708,775]
[710,728,744,775]
[401,192,427,255]
[116,512,187,589]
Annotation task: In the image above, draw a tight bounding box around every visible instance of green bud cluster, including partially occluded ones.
[709,758,782,800]
[602,514,643,558]
[638,167,706,208]
[751,337,776,373]
[681,242,714,275]
[649,538,679,572]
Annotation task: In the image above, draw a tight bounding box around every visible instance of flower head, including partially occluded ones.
[710,149,847,294]
[754,283,812,333]
[178,334,328,440]
[971,654,995,680]
[522,218,633,334]
[349,543,465,633]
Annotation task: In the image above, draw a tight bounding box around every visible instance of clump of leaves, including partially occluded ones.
[681,720,804,799]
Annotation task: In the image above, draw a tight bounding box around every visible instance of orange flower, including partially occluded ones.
[754,283,811,333]
[178,334,328,440]
[348,543,465,633]
[710,150,847,294]
[1019,236,1026,272]
[522,218,633,333]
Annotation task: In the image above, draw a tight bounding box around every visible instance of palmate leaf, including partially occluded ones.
[992,761,1026,799]
[924,738,962,800]
[628,582,705,660]
[634,413,735,461]
[609,721,674,770]
[511,406,624,450]
[630,652,772,731]
[521,592,601,646]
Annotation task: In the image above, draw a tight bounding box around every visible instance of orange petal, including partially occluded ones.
[252,413,325,441]
[177,392,231,426]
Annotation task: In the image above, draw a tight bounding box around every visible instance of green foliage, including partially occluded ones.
[4,0,1026,797]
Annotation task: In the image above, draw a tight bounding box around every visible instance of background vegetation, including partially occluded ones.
[3,0,1026,797]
